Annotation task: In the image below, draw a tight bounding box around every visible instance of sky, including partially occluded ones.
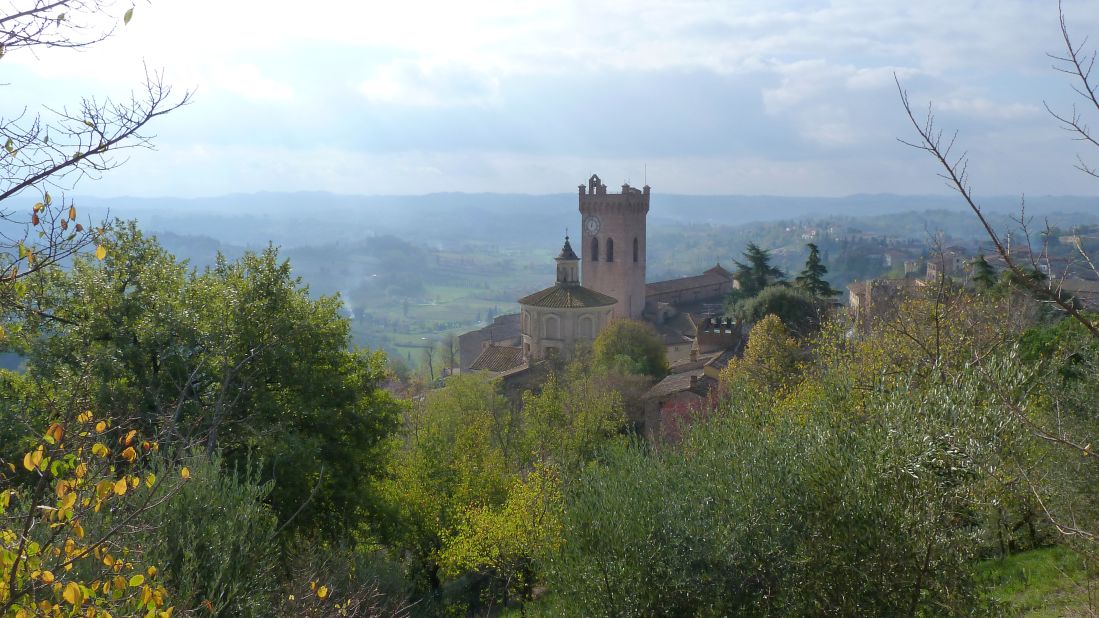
[6,0,1099,198]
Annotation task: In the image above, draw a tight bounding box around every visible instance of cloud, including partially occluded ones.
[211,64,294,102]
[358,61,501,107]
[7,0,1099,197]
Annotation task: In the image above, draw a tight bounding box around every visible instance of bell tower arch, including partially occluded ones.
[578,173,649,319]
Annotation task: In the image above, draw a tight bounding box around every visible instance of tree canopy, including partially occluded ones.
[7,222,401,541]
[731,242,785,299]
[794,243,838,298]
[591,319,668,378]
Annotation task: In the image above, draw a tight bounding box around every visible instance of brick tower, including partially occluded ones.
[579,173,649,320]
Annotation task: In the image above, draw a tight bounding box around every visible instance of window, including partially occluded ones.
[590,237,599,261]
[579,315,593,339]
[544,314,560,339]
[633,237,638,263]
[607,238,614,262]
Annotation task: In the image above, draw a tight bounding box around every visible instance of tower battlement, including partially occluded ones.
[579,173,648,320]
[578,175,650,214]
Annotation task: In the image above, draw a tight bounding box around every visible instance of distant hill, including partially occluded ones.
[68,191,1099,251]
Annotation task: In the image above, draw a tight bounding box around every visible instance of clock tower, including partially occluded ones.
[579,173,649,320]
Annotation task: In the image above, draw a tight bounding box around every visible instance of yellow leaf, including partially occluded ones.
[317,585,329,599]
[145,473,156,488]
[147,566,157,577]
[123,429,137,445]
[77,411,93,423]
[120,446,136,462]
[74,462,87,479]
[23,446,43,471]
[62,581,82,605]
[180,467,190,480]
[95,421,106,433]
[46,423,64,443]
[60,491,77,512]
[128,574,144,587]
[95,245,106,261]
[40,570,54,583]
[91,443,109,458]
[68,205,76,220]
[112,478,127,496]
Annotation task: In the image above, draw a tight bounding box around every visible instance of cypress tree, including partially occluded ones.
[795,243,838,298]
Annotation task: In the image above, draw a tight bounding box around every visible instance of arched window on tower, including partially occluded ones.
[590,237,599,261]
[633,237,638,263]
[607,238,614,262]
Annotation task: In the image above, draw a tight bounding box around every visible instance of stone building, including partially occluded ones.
[847,278,920,323]
[518,236,616,360]
[458,313,520,373]
[580,174,649,320]
[644,264,734,309]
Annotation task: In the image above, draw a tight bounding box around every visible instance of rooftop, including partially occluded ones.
[556,236,579,261]
[518,284,617,309]
[646,264,734,296]
[469,344,526,373]
[643,368,718,400]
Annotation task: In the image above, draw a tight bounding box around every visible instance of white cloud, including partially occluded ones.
[211,64,294,102]
[358,61,500,108]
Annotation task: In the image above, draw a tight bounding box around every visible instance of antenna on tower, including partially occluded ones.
[644,164,648,185]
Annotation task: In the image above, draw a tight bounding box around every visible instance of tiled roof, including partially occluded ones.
[643,369,718,400]
[646,266,733,296]
[518,284,616,309]
[469,345,526,373]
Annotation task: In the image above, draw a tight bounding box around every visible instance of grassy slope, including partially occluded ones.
[980,547,1098,617]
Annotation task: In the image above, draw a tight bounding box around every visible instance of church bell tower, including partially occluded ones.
[578,173,648,320]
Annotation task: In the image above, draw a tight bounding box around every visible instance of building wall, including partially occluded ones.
[579,175,648,320]
[520,304,613,360]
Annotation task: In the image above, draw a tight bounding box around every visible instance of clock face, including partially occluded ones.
[584,215,601,235]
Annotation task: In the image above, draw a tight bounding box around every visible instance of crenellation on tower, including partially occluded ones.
[579,173,648,320]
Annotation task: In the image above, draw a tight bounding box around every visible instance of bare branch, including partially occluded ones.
[895,74,1099,339]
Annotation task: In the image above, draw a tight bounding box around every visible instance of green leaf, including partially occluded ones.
[123,7,133,24]
[3,138,12,153]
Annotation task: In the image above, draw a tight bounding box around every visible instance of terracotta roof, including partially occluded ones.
[646,267,733,296]
[643,368,717,400]
[518,284,616,309]
[668,350,723,374]
[469,345,526,373]
[705,263,732,278]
